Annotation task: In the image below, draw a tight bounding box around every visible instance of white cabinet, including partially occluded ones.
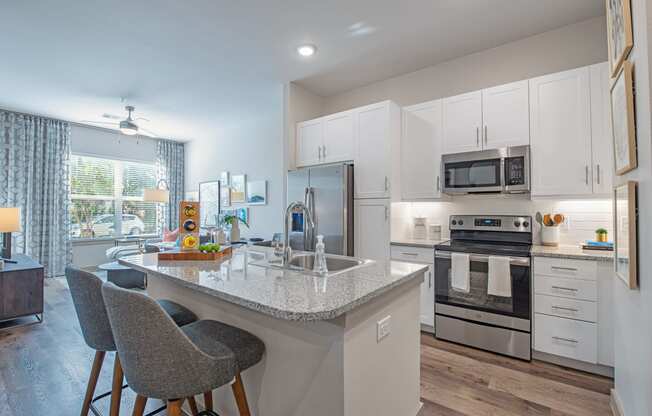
[354,199,390,262]
[442,91,483,154]
[481,80,530,150]
[590,62,614,195]
[354,101,400,199]
[296,118,324,167]
[390,245,435,331]
[530,67,593,196]
[296,111,355,167]
[401,100,444,200]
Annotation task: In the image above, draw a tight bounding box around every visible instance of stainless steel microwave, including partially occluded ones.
[441,145,530,194]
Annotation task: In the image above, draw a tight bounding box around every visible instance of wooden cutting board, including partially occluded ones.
[158,245,232,261]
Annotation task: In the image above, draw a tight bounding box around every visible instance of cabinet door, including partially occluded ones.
[421,265,435,329]
[354,199,390,262]
[590,62,614,195]
[401,100,443,200]
[322,111,355,163]
[482,80,530,150]
[355,103,392,199]
[442,91,482,154]
[530,67,593,196]
[296,118,323,167]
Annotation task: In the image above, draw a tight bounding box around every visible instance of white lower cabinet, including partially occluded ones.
[390,245,435,331]
[354,199,390,262]
[533,257,613,368]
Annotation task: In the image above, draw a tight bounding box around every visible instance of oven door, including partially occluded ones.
[442,151,504,194]
[434,251,531,321]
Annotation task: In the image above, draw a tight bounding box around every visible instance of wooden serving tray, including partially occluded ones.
[158,245,232,261]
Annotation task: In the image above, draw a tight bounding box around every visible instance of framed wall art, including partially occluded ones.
[614,181,638,289]
[220,171,231,208]
[230,174,246,204]
[610,60,637,175]
[198,181,220,228]
[246,180,267,205]
[606,0,633,77]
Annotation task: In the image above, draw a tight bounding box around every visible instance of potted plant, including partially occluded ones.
[595,228,608,243]
[223,214,249,242]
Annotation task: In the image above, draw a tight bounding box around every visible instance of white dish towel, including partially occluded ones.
[451,253,470,293]
[488,256,512,297]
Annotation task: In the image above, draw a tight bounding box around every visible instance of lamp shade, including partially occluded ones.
[143,188,170,203]
[0,208,21,232]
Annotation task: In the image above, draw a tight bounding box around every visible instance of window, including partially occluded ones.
[70,155,158,239]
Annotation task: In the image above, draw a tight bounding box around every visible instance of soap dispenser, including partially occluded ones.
[313,235,328,274]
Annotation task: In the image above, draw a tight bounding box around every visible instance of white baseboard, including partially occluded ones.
[610,388,624,416]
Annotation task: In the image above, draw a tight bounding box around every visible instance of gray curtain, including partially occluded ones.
[156,139,184,232]
[0,110,71,277]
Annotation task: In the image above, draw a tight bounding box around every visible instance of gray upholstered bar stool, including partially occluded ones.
[101,282,265,416]
[65,267,199,416]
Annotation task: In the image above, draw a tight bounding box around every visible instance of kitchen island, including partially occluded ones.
[119,247,428,416]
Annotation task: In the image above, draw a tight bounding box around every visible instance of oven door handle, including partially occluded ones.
[435,251,530,267]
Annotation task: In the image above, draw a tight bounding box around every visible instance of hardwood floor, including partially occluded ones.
[0,278,613,416]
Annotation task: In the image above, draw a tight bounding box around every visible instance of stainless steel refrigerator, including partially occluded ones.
[286,163,354,256]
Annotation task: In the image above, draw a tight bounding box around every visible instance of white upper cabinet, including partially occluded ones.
[589,62,614,195]
[322,111,355,164]
[401,100,444,200]
[442,91,483,154]
[530,67,593,196]
[481,80,530,150]
[296,118,324,167]
[354,101,400,199]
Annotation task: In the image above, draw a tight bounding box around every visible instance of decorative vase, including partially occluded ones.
[596,232,608,243]
[230,220,240,242]
[216,228,228,245]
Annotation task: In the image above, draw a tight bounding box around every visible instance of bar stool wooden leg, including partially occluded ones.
[203,391,213,411]
[131,395,147,416]
[187,396,199,415]
[109,354,124,416]
[167,399,183,416]
[231,373,251,416]
[81,351,106,416]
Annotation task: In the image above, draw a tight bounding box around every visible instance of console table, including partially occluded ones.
[0,254,44,329]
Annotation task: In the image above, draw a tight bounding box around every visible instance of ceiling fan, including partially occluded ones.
[80,105,159,137]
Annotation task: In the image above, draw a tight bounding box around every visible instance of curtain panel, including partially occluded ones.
[0,110,71,277]
[156,139,184,232]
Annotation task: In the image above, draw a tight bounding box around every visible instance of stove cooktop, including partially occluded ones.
[435,239,532,257]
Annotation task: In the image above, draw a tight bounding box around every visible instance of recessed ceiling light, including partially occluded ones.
[297,44,316,57]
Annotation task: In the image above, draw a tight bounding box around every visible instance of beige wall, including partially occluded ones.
[321,17,607,113]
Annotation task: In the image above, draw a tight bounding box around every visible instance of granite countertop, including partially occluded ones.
[530,245,614,262]
[119,247,428,322]
[390,238,447,249]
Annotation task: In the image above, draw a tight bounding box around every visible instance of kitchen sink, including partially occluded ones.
[249,252,373,277]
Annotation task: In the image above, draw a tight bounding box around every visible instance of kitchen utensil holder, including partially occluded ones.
[541,226,560,247]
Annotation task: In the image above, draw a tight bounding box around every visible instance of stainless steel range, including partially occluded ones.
[434,215,532,360]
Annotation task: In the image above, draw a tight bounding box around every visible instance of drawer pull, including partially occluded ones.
[551,285,578,292]
[551,266,578,272]
[552,336,579,344]
[401,252,419,256]
[551,305,579,313]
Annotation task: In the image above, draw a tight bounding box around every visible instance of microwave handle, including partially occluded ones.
[500,158,506,189]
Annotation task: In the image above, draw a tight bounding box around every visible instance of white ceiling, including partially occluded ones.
[0,0,604,141]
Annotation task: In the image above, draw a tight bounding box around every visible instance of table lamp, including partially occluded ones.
[0,208,20,259]
[143,179,170,203]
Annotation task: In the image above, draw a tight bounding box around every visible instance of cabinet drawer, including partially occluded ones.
[534,275,597,301]
[534,313,597,364]
[390,245,434,264]
[534,294,597,323]
[534,257,597,280]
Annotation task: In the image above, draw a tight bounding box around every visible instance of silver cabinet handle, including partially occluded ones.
[428,270,432,288]
[476,127,480,147]
[318,146,322,160]
[384,176,389,191]
[551,305,579,313]
[596,164,601,185]
[551,266,578,272]
[322,145,327,158]
[551,285,578,292]
[585,165,589,185]
[436,175,440,191]
[384,206,389,221]
[484,125,488,145]
[401,252,419,256]
[552,336,579,344]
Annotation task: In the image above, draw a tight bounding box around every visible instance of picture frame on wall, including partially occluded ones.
[198,181,220,228]
[246,180,267,205]
[606,0,633,77]
[614,181,638,289]
[230,174,246,204]
[610,60,637,175]
[220,171,231,208]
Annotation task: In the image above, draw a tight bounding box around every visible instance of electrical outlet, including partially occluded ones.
[377,315,391,342]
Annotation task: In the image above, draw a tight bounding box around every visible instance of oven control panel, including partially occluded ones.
[450,215,531,232]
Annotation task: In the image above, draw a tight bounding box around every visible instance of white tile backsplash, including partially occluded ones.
[392,195,613,246]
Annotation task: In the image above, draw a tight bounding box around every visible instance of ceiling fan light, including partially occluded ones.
[119,119,138,135]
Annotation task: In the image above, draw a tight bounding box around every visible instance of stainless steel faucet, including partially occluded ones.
[283,201,314,266]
